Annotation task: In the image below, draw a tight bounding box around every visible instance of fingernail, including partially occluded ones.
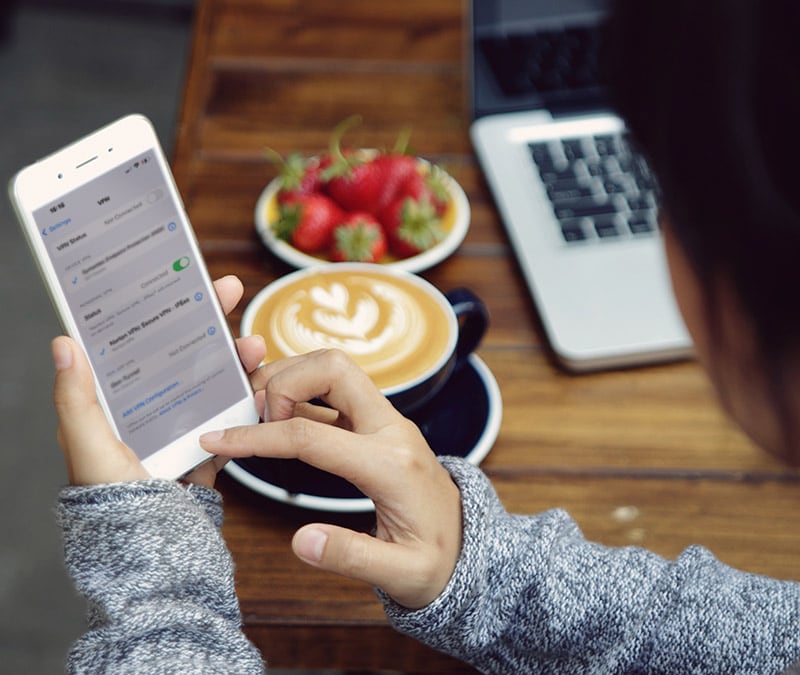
[52,338,73,370]
[199,429,224,444]
[295,527,327,563]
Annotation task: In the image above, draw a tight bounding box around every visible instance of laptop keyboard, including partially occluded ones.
[528,133,660,244]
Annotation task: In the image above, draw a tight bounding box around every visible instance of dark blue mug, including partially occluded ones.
[238,263,490,503]
[387,285,489,414]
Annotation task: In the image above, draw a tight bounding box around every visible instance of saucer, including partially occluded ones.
[223,353,502,512]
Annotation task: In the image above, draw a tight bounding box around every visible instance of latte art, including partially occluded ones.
[277,280,421,361]
[250,269,454,390]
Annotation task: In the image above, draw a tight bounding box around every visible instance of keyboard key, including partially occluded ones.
[593,135,617,156]
[602,155,626,176]
[529,142,554,166]
[533,155,561,175]
[560,219,587,242]
[553,197,616,220]
[583,159,605,178]
[539,165,579,185]
[628,213,656,234]
[594,216,620,238]
[602,177,629,195]
[627,194,655,212]
[547,180,595,202]
[562,139,585,160]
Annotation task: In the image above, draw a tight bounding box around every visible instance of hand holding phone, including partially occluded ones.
[52,276,266,487]
[10,114,260,478]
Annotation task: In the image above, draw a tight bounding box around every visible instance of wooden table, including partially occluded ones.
[171,1,800,671]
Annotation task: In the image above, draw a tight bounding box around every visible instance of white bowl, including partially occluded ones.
[254,157,470,273]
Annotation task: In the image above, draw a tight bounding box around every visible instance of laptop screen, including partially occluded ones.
[470,0,610,118]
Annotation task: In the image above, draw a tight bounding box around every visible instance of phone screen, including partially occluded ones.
[32,150,249,461]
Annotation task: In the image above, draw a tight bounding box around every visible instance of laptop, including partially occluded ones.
[469,0,692,372]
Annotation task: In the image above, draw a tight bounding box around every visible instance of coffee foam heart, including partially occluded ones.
[250,269,453,391]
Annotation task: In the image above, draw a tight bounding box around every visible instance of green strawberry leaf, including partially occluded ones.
[398,197,444,250]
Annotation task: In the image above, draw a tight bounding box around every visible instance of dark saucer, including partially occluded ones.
[224,354,502,512]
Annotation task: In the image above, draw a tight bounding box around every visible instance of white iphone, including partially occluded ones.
[9,114,259,479]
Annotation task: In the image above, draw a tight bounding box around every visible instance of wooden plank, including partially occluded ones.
[206,0,465,64]
[196,67,468,159]
[478,349,793,474]
[242,625,476,672]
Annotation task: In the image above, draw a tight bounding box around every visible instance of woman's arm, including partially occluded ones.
[383,458,800,675]
[58,479,265,674]
[49,276,268,672]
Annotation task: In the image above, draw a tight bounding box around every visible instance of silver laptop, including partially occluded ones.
[469,0,692,372]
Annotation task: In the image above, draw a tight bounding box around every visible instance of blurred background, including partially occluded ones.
[0,0,193,670]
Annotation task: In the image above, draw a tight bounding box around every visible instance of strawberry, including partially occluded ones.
[321,116,422,216]
[325,156,385,214]
[330,212,387,262]
[421,163,451,216]
[274,193,344,253]
[395,164,450,216]
[380,195,445,258]
[396,170,428,202]
[322,117,387,214]
[267,150,331,204]
[369,152,419,213]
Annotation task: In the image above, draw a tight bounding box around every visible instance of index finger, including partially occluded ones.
[202,417,402,496]
[254,349,398,433]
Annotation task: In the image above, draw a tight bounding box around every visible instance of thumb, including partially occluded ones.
[292,523,433,609]
[52,336,147,484]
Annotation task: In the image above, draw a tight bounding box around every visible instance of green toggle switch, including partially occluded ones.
[172,256,190,271]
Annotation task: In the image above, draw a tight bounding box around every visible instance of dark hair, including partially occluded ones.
[604,0,800,463]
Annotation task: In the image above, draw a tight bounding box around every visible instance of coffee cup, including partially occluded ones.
[241,262,488,414]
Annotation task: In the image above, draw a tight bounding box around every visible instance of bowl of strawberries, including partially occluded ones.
[255,118,470,273]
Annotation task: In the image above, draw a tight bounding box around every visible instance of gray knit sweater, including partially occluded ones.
[384,458,800,674]
[58,457,800,674]
[57,480,266,674]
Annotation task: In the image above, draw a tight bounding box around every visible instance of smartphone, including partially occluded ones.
[9,114,259,479]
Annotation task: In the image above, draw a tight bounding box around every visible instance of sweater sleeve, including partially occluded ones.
[382,457,800,674]
[57,479,265,674]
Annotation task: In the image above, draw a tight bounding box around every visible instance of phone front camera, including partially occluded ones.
[57,173,63,179]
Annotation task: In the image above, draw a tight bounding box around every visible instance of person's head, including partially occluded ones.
[605,0,800,466]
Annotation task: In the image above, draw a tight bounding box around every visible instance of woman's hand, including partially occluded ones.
[52,275,266,487]
[199,349,463,610]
